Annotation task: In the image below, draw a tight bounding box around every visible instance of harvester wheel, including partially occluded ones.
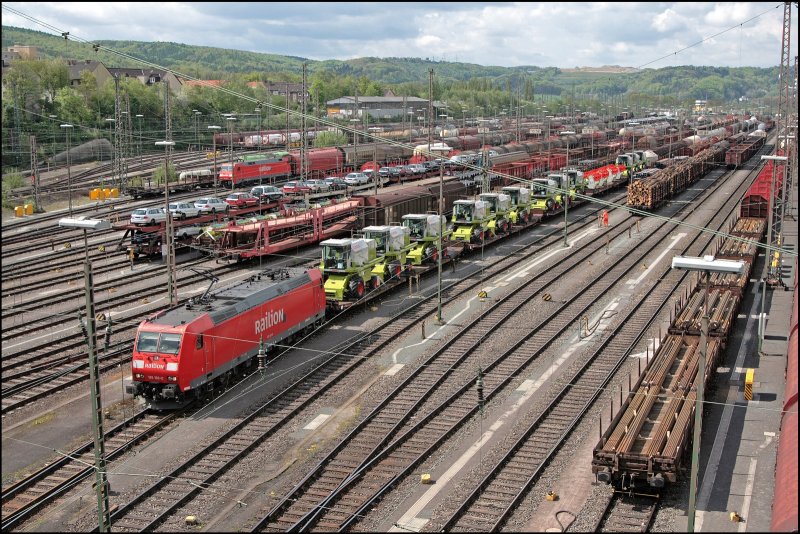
[348,277,365,299]
[370,275,381,290]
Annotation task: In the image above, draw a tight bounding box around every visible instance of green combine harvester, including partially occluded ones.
[478,192,512,235]
[401,214,448,265]
[320,237,380,301]
[530,177,562,219]
[362,225,414,281]
[450,199,492,244]
[501,186,532,224]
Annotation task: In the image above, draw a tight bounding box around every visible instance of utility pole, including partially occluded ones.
[208,125,221,196]
[285,82,290,151]
[85,262,111,532]
[161,80,177,306]
[769,1,795,286]
[301,63,308,182]
[113,75,125,191]
[30,136,41,212]
[428,68,434,166]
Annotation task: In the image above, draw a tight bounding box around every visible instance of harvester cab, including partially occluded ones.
[320,238,380,300]
[363,225,413,280]
[501,186,531,224]
[564,168,586,194]
[402,214,448,265]
[451,199,491,244]
[478,193,512,234]
[615,153,636,177]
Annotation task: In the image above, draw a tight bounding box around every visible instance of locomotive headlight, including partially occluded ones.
[166,362,179,372]
[135,373,144,379]
[168,376,177,382]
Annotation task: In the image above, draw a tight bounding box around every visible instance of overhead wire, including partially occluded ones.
[5,5,795,260]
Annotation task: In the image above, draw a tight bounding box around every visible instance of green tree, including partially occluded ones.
[54,86,93,125]
[313,130,347,147]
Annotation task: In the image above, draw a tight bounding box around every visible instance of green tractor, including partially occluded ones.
[451,199,492,244]
[501,186,532,224]
[363,225,414,282]
[320,238,381,301]
[478,192,512,235]
[402,214,449,265]
[530,178,562,219]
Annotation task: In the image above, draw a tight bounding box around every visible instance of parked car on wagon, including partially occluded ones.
[282,181,313,194]
[130,207,167,226]
[194,197,230,214]
[343,172,369,186]
[167,202,200,220]
[305,179,331,193]
[225,192,260,208]
[323,177,348,190]
[250,185,285,203]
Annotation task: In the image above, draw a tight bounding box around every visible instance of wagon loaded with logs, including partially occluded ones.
[626,141,729,210]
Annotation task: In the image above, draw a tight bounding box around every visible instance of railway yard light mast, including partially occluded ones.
[155,140,177,306]
[60,123,74,216]
[135,114,143,165]
[57,216,113,532]
[225,116,237,190]
[193,110,202,150]
[758,154,789,350]
[671,255,745,534]
[208,125,221,197]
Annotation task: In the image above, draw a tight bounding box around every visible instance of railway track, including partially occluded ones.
[102,195,617,532]
[594,493,659,532]
[250,209,650,531]
[0,409,182,531]
[251,159,758,531]
[0,262,246,414]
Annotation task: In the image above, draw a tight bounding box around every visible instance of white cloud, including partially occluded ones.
[1,2,794,68]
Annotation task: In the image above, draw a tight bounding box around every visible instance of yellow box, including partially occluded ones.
[14,205,23,217]
[89,188,99,200]
[420,474,432,484]
[110,188,119,198]
[103,187,112,199]
[24,204,33,215]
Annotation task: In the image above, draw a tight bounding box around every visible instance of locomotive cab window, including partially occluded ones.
[136,332,159,353]
[136,331,182,354]
[159,333,182,354]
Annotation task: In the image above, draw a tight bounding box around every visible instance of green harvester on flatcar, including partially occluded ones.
[320,238,380,301]
[362,225,414,282]
[401,214,449,265]
[501,186,533,224]
[450,199,493,244]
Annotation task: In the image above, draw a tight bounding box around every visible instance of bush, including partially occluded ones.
[2,170,26,208]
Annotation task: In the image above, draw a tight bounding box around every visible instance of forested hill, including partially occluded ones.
[2,25,779,100]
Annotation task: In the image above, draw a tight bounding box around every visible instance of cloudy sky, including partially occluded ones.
[2,2,796,69]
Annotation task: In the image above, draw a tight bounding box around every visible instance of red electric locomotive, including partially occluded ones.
[126,268,326,409]
[219,148,345,188]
